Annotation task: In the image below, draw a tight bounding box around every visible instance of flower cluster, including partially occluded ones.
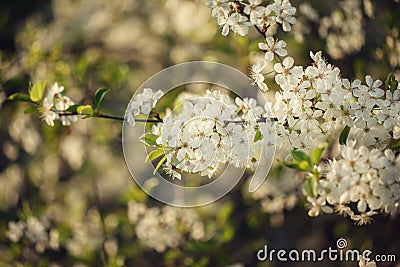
[127,201,205,252]
[151,90,275,179]
[126,88,164,126]
[40,83,78,126]
[267,51,400,222]
[207,0,400,223]
[267,52,343,155]
[289,0,365,59]
[251,36,288,91]
[308,142,400,225]
[206,0,296,36]
[6,217,59,253]
[66,208,104,258]
[318,0,365,59]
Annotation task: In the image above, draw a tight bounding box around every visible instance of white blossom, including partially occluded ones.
[39,83,77,126]
[6,217,59,253]
[243,0,265,25]
[258,37,287,61]
[126,88,164,127]
[359,258,377,267]
[318,0,365,59]
[250,59,269,91]
[206,0,297,36]
[151,90,274,180]
[218,12,251,36]
[6,221,25,242]
[127,202,205,252]
[313,143,399,224]
[265,0,297,32]
[274,56,303,85]
[205,0,229,18]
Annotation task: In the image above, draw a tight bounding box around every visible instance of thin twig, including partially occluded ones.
[97,113,125,121]
[226,117,278,124]
[58,110,278,124]
[57,111,163,123]
[253,24,267,38]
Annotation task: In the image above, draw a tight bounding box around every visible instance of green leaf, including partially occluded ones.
[292,150,311,162]
[77,105,94,115]
[291,150,312,171]
[140,133,159,146]
[385,74,398,94]
[283,161,311,172]
[24,107,38,114]
[217,203,233,222]
[283,161,301,169]
[7,93,35,103]
[254,130,263,142]
[93,88,110,111]
[29,81,47,102]
[145,149,165,162]
[221,226,235,243]
[310,143,328,165]
[66,104,79,113]
[391,139,400,149]
[339,125,351,145]
[153,155,167,174]
[303,175,318,197]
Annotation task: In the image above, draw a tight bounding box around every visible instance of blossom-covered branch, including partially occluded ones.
[206,0,400,224]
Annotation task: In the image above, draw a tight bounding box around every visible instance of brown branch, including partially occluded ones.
[57,110,278,124]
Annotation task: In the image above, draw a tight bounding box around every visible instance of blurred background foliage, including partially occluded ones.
[0,0,399,266]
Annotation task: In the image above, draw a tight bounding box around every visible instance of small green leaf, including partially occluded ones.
[292,150,311,162]
[77,105,94,115]
[8,93,35,103]
[66,104,79,113]
[24,107,38,114]
[339,125,351,145]
[146,149,165,162]
[254,130,263,142]
[140,133,159,146]
[310,143,328,165]
[283,161,311,172]
[217,203,233,222]
[303,175,318,197]
[93,88,110,111]
[385,74,398,94]
[29,81,47,102]
[391,139,400,149]
[221,226,235,243]
[153,156,167,174]
[291,150,312,170]
[283,161,301,169]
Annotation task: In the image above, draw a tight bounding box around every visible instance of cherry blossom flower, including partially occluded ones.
[126,88,164,127]
[258,37,288,61]
[39,83,77,126]
[265,0,297,31]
